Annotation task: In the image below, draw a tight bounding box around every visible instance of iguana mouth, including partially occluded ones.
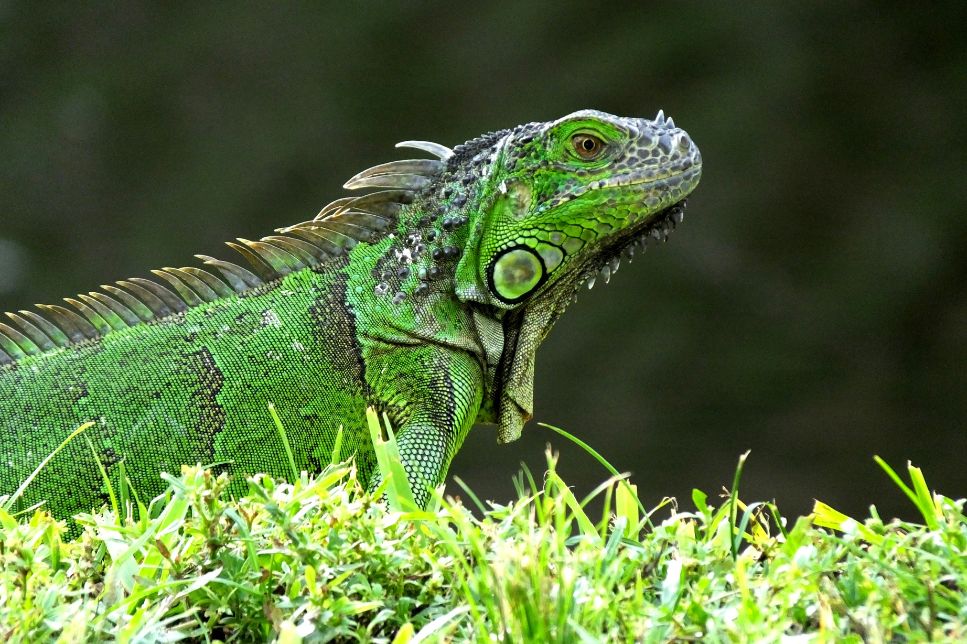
[578,198,690,290]
[576,161,702,196]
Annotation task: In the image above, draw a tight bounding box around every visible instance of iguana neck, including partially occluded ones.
[489,272,580,442]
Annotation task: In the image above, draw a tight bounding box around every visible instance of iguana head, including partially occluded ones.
[445,109,702,441]
[452,109,702,309]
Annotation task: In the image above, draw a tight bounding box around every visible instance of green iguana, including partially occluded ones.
[0,110,701,526]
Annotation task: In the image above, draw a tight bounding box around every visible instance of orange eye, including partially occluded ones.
[572,133,605,160]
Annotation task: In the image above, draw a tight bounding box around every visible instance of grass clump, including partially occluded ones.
[0,416,964,641]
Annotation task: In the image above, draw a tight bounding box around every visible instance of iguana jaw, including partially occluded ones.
[490,164,701,444]
[527,156,701,302]
[488,198,693,443]
[575,196,693,291]
[536,162,701,213]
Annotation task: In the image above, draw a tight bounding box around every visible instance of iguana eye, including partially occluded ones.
[571,133,605,160]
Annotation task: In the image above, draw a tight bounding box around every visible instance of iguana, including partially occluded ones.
[0,109,701,528]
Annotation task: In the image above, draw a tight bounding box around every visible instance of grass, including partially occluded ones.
[0,413,964,642]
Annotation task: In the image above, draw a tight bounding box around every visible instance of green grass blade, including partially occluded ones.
[540,422,649,522]
[85,435,119,521]
[118,459,130,524]
[692,488,709,517]
[873,456,941,530]
[411,605,471,643]
[268,402,299,481]
[729,450,750,560]
[546,469,600,543]
[3,421,94,513]
[367,407,416,510]
[873,455,919,507]
[811,500,884,545]
[615,481,640,539]
[540,422,621,478]
[905,461,941,529]
[330,424,344,466]
[452,476,487,515]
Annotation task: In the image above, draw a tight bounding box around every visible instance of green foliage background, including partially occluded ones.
[0,3,964,519]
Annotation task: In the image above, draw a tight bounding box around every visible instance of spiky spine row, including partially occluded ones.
[0,156,449,365]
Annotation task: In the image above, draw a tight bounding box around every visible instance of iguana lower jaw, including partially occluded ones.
[487,198,691,444]
[575,197,692,291]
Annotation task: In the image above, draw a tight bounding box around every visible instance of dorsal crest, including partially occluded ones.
[0,142,451,365]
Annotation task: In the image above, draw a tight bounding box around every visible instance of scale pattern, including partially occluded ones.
[0,110,702,532]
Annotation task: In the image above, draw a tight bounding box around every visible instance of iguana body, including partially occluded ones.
[0,110,701,527]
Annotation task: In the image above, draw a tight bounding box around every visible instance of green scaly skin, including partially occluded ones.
[0,110,701,529]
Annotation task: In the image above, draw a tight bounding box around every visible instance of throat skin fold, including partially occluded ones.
[0,109,701,530]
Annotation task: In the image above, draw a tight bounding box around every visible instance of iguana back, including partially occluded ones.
[1,260,375,521]
[0,110,701,530]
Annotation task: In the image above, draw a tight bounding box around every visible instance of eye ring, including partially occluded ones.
[487,246,547,304]
[571,133,605,160]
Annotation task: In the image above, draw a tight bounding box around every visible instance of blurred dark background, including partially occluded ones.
[1,3,964,520]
